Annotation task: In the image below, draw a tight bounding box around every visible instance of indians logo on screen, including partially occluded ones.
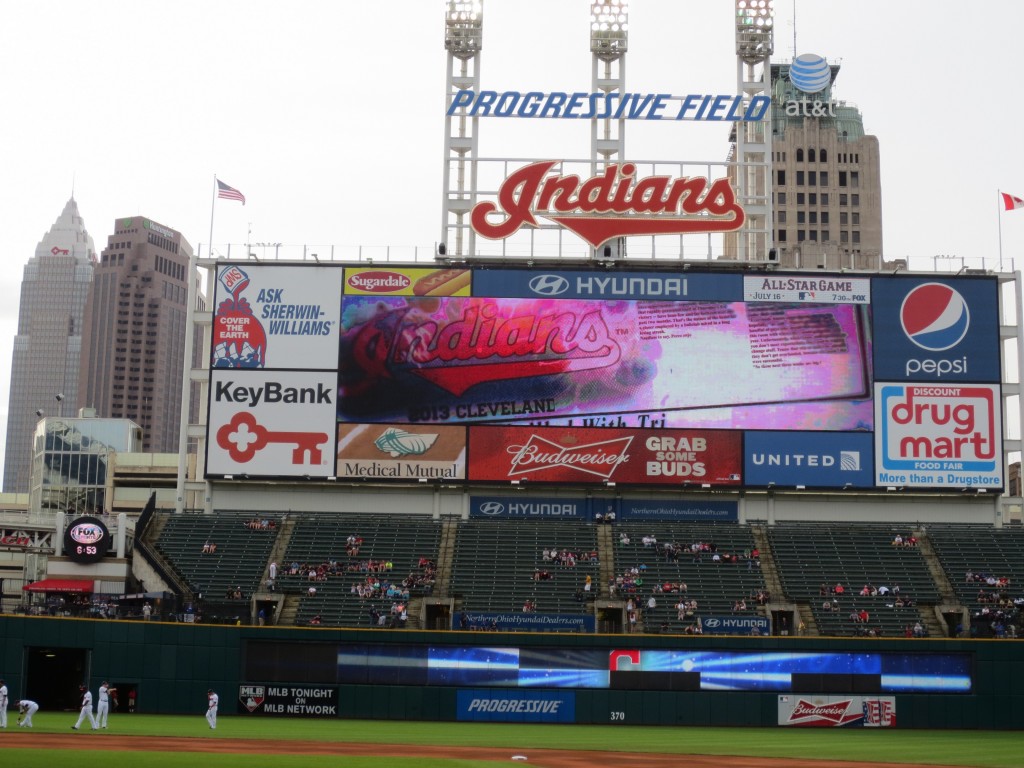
[900,283,970,352]
[212,266,268,368]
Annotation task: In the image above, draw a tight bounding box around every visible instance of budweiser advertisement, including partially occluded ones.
[466,425,742,486]
[778,695,895,728]
[470,161,744,248]
[336,295,870,430]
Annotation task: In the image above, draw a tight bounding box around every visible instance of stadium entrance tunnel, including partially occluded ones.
[26,645,89,710]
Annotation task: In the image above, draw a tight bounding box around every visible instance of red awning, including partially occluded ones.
[22,579,94,593]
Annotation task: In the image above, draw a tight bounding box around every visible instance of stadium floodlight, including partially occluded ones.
[445,1,483,57]
[590,0,628,57]
[735,0,774,62]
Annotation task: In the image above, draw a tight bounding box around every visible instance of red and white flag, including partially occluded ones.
[1001,192,1024,211]
[217,179,246,205]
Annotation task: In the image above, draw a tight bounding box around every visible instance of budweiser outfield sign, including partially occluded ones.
[777,695,896,727]
[470,161,745,248]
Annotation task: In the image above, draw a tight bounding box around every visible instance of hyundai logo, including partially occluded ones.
[528,274,569,296]
[478,501,505,516]
[703,617,720,628]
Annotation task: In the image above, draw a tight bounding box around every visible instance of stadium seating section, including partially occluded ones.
[147,512,1022,637]
[768,523,939,638]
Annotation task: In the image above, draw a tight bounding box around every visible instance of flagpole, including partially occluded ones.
[208,174,218,259]
[998,189,1004,273]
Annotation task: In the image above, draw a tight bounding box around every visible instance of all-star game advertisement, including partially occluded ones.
[238,684,338,717]
[212,264,343,370]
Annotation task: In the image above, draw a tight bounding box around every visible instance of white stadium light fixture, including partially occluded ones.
[445,0,483,57]
[591,0,628,57]
[735,0,774,61]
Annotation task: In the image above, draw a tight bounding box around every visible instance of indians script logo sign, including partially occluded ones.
[470,161,745,248]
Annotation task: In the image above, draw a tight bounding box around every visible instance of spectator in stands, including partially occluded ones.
[307,585,317,597]
[618,532,630,545]
[893,534,904,546]
[833,583,845,595]
[733,599,747,612]
[309,614,321,625]
[202,541,212,554]
[860,584,871,596]
[647,595,656,614]
[522,599,535,613]
[913,621,925,637]
[859,608,870,623]
[820,582,829,596]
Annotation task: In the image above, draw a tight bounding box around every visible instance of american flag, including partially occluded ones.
[217,180,246,205]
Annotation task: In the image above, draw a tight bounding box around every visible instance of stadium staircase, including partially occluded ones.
[596,524,615,597]
[433,517,460,597]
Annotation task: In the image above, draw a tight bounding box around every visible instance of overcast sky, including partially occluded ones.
[2,1,1022,479]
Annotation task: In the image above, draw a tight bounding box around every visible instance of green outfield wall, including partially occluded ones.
[0,616,1020,728]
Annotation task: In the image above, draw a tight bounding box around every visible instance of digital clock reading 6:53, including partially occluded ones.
[64,516,110,564]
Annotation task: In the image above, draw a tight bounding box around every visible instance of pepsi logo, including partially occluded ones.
[900,283,970,352]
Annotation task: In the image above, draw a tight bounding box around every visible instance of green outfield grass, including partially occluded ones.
[0,715,1018,768]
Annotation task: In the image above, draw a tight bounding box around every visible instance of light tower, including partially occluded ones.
[441,0,484,260]
[590,0,629,262]
[734,0,775,262]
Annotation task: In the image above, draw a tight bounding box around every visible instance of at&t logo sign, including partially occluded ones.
[901,283,969,378]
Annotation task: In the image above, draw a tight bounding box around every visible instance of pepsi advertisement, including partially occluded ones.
[872,277,1000,383]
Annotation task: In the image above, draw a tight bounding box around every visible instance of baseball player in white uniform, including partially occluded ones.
[0,678,8,727]
[206,689,218,729]
[72,685,98,730]
[17,699,39,727]
[96,681,116,728]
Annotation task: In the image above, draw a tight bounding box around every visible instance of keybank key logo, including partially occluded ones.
[900,283,970,352]
[790,53,831,93]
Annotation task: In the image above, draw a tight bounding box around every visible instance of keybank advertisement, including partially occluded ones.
[744,431,874,488]
[872,277,1000,383]
[457,690,575,723]
[207,370,336,477]
[874,383,1002,488]
[212,264,342,370]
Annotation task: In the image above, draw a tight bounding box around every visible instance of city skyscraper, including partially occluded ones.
[3,198,96,493]
[77,216,194,454]
[725,54,886,270]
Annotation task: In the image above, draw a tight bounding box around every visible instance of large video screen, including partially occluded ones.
[245,641,972,694]
[205,263,1004,490]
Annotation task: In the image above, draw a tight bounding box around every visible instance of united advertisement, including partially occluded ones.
[745,431,874,488]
